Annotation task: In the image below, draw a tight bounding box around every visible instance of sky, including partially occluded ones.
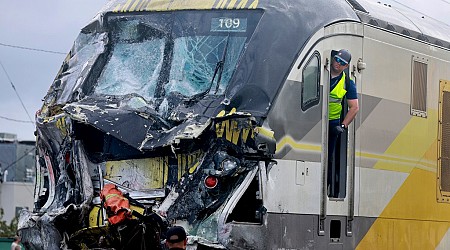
[0,1,107,141]
[0,0,449,141]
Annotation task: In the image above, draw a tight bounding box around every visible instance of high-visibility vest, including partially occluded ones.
[100,183,131,225]
[329,72,347,120]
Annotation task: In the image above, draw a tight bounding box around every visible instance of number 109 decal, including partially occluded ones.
[211,17,247,32]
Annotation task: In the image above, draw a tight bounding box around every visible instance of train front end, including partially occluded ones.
[19,4,273,250]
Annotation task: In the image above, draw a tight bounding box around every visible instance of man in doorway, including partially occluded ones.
[328,49,359,194]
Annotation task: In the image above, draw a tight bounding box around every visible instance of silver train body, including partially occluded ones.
[19,0,450,249]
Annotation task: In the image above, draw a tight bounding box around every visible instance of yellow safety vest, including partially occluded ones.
[329,73,347,120]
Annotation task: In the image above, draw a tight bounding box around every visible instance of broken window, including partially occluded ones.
[166,36,246,96]
[47,32,107,105]
[93,11,259,103]
[95,33,166,99]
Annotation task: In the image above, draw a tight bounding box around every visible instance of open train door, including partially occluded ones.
[318,22,363,246]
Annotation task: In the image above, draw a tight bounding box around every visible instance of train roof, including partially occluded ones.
[351,0,450,49]
[93,0,450,50]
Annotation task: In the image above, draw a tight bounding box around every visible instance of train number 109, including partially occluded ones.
[218,18,240,29]
[211,17,247,32]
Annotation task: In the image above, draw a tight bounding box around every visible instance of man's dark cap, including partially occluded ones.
[166,226,187,243]
[335,49,351,64]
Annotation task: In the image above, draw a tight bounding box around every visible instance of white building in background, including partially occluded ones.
[0,133,35,223]
[0,182,34,223]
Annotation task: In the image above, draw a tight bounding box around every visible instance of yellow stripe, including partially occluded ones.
[277,136,321,152]
[219,0,228,8]
[146,0,155,10]
[227,0,238,8]
[189,162,200,174]
[113,0,256,12]
[373,110,438,172]
[130,0,142,11]
[113,4,122,12]
[137,0,147,11]
[357,168,450,249]
[122,0,133,12]
[248,0,258,8]
[358,151,435,172]
[217,110,226,117]
[236,0,248,8]
[256,127,274,138]
[275,137,435,172]
[197,0,217,8]
[170,0,215,9]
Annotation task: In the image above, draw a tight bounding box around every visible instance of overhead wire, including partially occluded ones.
[0,42,65,55]
[0,43,43,196]
[0,115,34,124]
[0,59,35,125]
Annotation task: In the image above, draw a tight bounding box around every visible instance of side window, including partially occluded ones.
[301,51,321,111]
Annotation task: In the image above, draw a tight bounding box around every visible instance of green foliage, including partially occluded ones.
[0,208,18,237]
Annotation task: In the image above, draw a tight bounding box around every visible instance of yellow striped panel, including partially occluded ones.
[227,0,238,8]
[136,0,147,11]
[142,0,216,11]
[236,0,249,8]
[121,0,134,12]
[113,4,122,12]
[373,110,438,173]
[146,0,172,11]
[130,0,142,11]
[248,0,258,8]
[111,0,259,11]
[357,168,450,249]
[216,0,228,8]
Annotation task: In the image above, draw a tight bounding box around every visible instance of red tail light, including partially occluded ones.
[204,176,218,189]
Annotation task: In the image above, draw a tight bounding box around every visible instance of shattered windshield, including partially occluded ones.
[94,11,261,102]
[166,35,246,96]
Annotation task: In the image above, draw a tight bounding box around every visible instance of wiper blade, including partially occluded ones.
[213,35,229,94]
[186,36,230,103]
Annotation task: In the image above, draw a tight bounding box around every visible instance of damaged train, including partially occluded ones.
[19,0,450,249]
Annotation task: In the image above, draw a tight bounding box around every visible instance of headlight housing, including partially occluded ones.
[221,159,237,171]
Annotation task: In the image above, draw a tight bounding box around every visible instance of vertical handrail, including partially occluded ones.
[346,122,356,236]
[346,72,357,236]
[319,57,330,236]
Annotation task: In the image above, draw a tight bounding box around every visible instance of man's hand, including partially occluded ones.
[333,124,346,134]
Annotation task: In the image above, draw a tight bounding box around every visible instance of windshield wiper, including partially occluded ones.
[213,35,229,94]
[187,36,230,103]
